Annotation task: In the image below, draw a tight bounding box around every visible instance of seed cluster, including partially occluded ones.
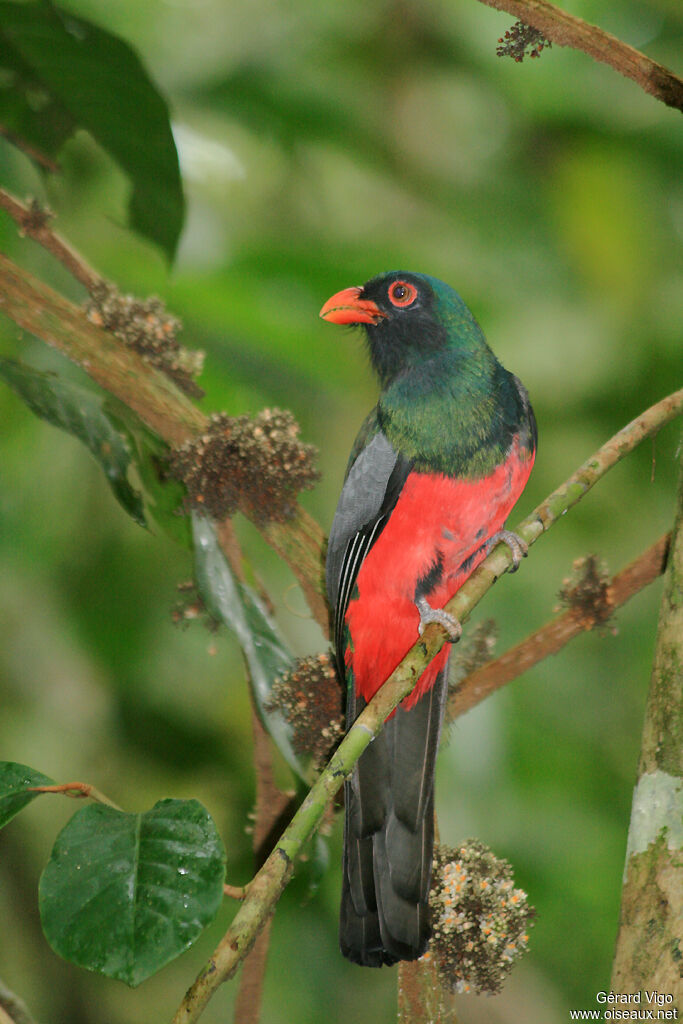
[425,840,534,995]
[557,554,614,630]
[496,21,552,62]
[85,281,204,397]
[169,408,319,523]
[266,653,344,769]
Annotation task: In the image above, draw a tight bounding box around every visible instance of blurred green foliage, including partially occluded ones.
[0,1,681,1022]
[0,0,184,258]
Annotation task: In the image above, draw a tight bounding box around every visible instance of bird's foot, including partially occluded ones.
[416,596,462,643]
[486,529,528,573]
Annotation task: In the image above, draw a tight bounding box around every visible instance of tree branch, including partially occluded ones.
[449,533,671,719]
[26,781,121,810]
[0,189,102,293]
[478,0,683,112]
[171,390,683,1024]
[398,957,458,1023]
[611,455,683,995]
[233,710,294,1024]
[0,250,328,629]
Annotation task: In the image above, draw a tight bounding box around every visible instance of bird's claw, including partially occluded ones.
[416,596,462,643]
[486,529,528,573]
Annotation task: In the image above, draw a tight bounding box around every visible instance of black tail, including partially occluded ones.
[340,665,448,966]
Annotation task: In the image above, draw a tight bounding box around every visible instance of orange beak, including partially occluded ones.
[319,286,386,325]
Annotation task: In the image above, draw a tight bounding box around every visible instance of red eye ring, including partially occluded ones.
[388,280,418,308]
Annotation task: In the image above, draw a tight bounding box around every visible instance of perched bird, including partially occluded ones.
[320,271,536,967]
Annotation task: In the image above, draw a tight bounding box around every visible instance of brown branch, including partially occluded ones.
[223,884,248,901]
[0,189,103,293]
[27,781,121,810]
[0,127,59,173]
[398,958,458,1023]
[0,250,328,629]
[479,0,683,112]
[449,533,671,719]
[210,517,293,1024]
[211,513,296,1022]
[0,252,206,444]
[233,710,295,1024]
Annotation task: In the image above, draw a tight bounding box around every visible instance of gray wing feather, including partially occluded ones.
[325,430,401,609]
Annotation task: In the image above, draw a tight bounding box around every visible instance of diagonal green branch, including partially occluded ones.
[171,389,683,1024]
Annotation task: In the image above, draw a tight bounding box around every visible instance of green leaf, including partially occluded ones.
[0,761,55,828]
[0,357,146,525]
[106,401,191,547]
[0,2,183,259]
[39,798,226,986]
[192,513,306,780]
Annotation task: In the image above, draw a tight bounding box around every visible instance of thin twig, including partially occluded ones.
[233,710,294,1024]
[0,127,59,173]
[27,781,121,810]
[478,0,683,112]
[171,390,683,1024]
[211,514,294,1024]
[0,189,103,293]
[449,533,671,718]
[224,885,249,901]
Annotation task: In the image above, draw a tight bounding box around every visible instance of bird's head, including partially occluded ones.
[320,271,487,386]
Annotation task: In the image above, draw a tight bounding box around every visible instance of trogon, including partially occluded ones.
[320,271,536,967]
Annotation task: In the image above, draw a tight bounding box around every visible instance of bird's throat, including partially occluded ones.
[378,354,519,478]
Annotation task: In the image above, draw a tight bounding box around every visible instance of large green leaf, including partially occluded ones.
[0,356,146,525]
[39,798,226,986]
[192,513,306,780]
[0,1,183,260]
[0,761,55,828]
[107,400,191,547]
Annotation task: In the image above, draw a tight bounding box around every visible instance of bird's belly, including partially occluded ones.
[345,439,534,709]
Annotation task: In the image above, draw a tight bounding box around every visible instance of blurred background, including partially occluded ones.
[0,0,681,1021]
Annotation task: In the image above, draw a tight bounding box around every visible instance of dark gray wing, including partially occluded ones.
[328,423,443,967]
[512,373,537,456]
[325,429,412,675]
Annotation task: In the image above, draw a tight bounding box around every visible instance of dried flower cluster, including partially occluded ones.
[425,839,534,995]
[557,554,614,631]
[169,408,319,524]
[85,281,204,397]
[266,653,344,769]
[497,21,552,62]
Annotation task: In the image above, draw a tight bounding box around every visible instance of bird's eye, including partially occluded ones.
[388,280,418,308]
